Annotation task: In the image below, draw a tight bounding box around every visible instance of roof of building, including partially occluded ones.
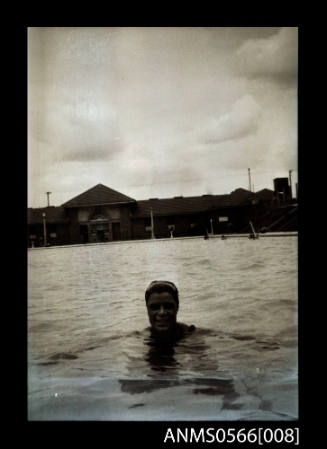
[61,184,136,208]
[255,188,275,201]
[131,188,274,218]
[28,207,69,225]
[131,196,229,218]
[131,188,269,218]
[28,186,275,223]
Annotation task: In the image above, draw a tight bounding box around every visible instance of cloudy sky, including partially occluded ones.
[28,27,298,208]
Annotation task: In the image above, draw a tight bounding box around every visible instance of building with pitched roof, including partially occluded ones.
[60,184,136,244]
[28,181,297,247]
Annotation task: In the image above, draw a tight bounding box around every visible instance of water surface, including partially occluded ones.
[28,236,298,420]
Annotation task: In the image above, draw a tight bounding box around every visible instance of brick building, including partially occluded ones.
[27,183,289,247]
[60,184,136,244]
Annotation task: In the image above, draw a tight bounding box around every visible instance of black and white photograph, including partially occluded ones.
[27,26,298,422]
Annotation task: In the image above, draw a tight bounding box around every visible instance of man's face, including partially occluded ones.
[146,291,178,335]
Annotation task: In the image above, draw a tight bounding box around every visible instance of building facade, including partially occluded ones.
[27,181,297,248]
[61,184,136,244]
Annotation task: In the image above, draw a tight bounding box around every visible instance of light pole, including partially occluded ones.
[150,207,155,239]
[210,218,214,235]
[288,170,293,200]
[248,168,252,192]
[42,212,47,247]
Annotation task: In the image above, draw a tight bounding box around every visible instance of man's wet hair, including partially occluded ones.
[145,280,179,310]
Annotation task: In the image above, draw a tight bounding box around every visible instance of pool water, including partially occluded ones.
[28,236,298,420]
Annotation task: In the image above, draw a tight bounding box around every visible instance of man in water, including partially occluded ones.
[145,280,195,343]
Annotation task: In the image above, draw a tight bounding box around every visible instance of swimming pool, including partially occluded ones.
[28,236,298,420]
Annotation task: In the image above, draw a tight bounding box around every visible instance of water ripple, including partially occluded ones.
[28,237,298,421]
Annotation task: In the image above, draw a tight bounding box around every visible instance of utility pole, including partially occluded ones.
[42,212,47,247]
[288,170,293,200]
[248,168,252,192]
[150,207,155,239]
[46,192,52,207]
[210,218,214,235]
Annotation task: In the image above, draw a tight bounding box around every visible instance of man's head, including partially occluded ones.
[145,281,179,336]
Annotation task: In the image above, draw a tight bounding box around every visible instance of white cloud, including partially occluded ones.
[235,27,298,81]
[198,94,262,145]
[28,27,298,207]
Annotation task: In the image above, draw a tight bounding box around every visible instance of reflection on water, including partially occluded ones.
[141,327,219,377]
[143,326,211,374]
[119,378,239,405]
[120,326,241,409]
[145,343,179,372]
